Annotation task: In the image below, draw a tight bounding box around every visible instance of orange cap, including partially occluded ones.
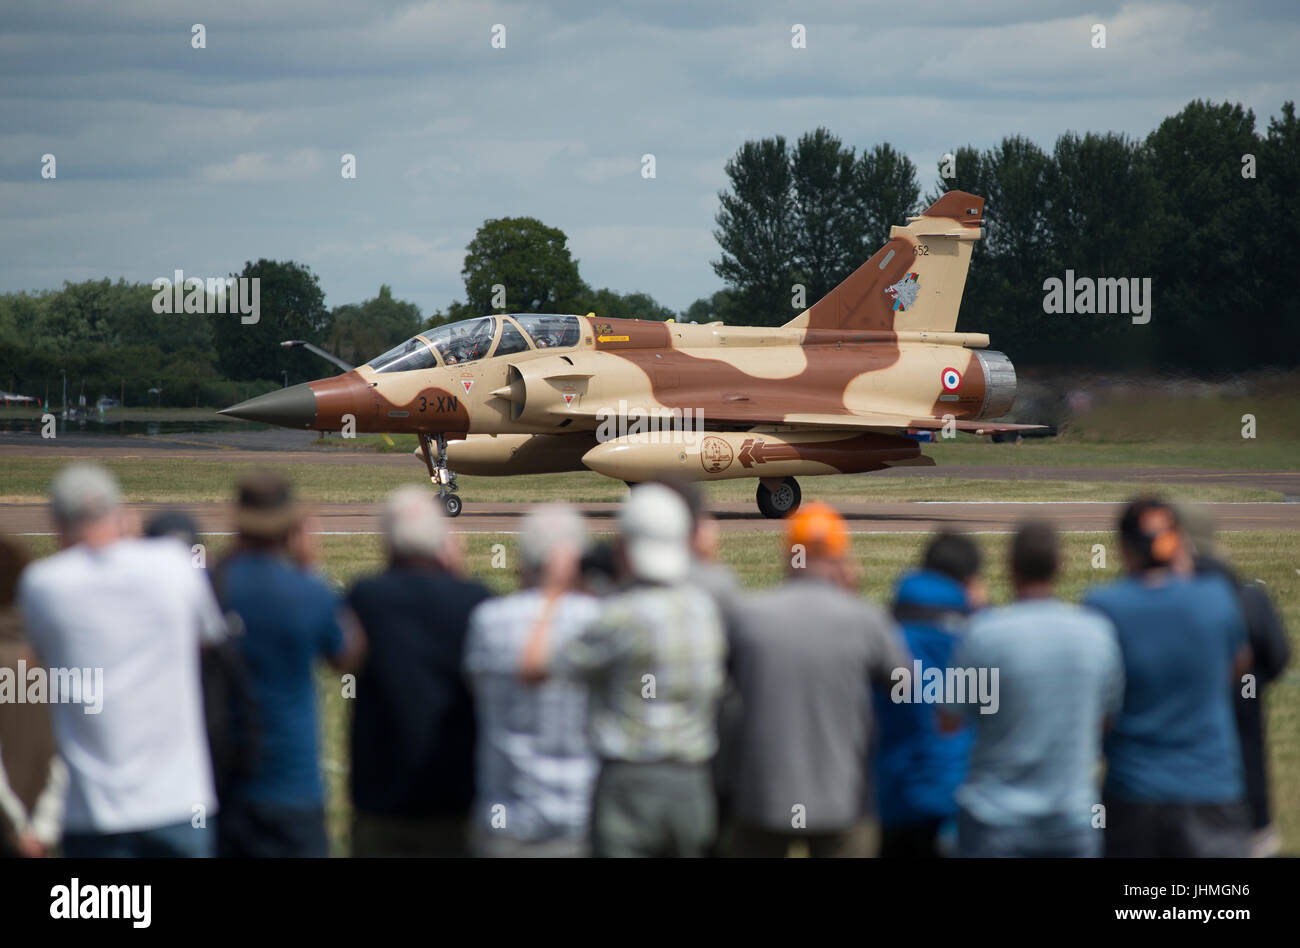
[786,501,850,559]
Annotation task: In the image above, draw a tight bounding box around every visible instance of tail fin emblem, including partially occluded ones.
[886,272,920,311]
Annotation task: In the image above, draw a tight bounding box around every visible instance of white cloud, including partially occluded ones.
[0,0,1297,312]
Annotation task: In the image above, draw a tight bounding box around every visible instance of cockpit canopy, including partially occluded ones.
[365,314,581,374]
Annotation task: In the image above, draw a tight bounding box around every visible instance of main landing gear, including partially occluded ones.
[420,432,462,517]
[756,476,802,519]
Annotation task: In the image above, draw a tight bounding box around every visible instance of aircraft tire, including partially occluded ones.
[756,477,801,519]
[443,494,463,518]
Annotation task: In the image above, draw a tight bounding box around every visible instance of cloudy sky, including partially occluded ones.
[2,0,1297,314]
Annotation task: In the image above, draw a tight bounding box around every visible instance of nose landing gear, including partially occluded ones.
[419,432,463,517]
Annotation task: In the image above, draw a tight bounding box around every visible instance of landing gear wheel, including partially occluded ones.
[419,431,462,517]
[756,477,801,519]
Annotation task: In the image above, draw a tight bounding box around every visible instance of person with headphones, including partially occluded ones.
[1084,497,1253,858]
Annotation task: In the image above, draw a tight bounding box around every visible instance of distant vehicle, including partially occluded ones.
[222,191,1043,518]
[96,397,120,412]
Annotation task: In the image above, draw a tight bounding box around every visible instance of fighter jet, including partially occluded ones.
[221,191,1040,517]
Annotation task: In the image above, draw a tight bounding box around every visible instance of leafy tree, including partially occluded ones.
[1045,132,1160,365]
[460,217,585,315]
[580,286,676,321]
[952,138,1055,361]
[425,301,471,330]
[326,285,423,366]
[1145,100,1266,369]
[680,289,737,324]
[712,136,797,326]
[211,259,329,383]
[855,143,921,252]
[99,278,211,354]
[714,133,920,324]
[435,221,676,325]
[1260,101,1300,361]
[791,128,860,302]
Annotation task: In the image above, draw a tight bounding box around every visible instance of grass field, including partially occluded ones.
[0,456,1287,504]
[17,528,1297,856]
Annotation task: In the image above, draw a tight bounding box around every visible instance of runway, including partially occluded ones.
[4,439,1297,498]
[5,500,1299,536]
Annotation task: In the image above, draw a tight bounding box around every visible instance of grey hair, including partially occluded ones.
[519,503,587,571]
[49,463,123,527]
[381,485,448,560]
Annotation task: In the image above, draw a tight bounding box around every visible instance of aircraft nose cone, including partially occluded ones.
[220,383,318,428]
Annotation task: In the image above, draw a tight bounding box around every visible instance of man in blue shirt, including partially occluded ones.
[1084,498,1252,858]
[874,531,983,858]
[950,522,1123,857]
[215,472,362,858]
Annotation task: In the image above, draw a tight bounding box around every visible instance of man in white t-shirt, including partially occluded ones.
[18,464,225,857]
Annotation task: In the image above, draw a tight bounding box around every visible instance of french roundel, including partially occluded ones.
[941,367,962,391]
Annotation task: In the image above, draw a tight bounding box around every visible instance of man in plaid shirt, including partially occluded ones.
[522,484,727,857]
[464,504,599,857]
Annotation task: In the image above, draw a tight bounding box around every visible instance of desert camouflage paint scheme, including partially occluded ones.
[221,191,1040,517]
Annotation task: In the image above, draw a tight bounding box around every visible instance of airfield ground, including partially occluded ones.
[1,385,1297,855]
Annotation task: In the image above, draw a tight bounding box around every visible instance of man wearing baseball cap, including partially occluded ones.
[523,483,727,857]
[215,471,363,858]
[1084,497,1253,857]
[722,502,908,857]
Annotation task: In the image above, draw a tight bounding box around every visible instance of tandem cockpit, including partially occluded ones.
[365,314,582,374]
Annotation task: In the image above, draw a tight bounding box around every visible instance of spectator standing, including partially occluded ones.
[464,503,599,857]
[215,472,362,858]
[144,511,257,813]
[724,502,908,858]
[346,485,490,857]
[19,464,224,857]
[1085,498,1252,858]
[521,484,726,858]
[0,535,66,857]
[874,531,984,858]
[1181,505,1290,857]
[949,522,1123,857]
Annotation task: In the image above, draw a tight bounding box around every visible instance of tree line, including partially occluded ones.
[2,96,1294,408]
[707,99,1300,372]
[0,264,426,407]
[0,238,679,407]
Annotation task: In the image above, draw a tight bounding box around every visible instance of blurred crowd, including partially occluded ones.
[0,463,1290,859]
